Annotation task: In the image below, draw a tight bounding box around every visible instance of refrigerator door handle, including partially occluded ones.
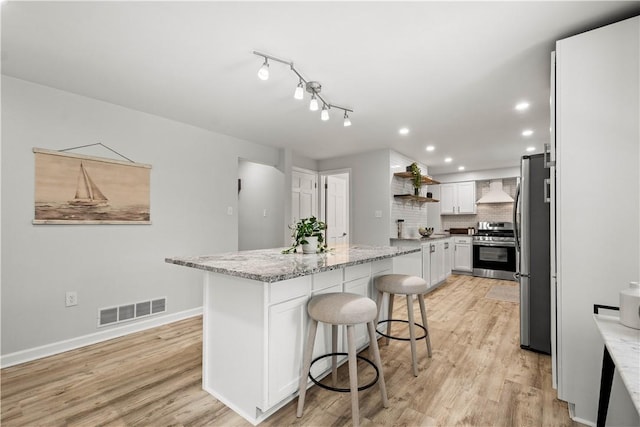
[514,184,521,248]
[544,143,556,168]
[544,178,551,204]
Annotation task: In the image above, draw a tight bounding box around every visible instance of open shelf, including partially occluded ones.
[393,172,441,185]
[394,194,440,203]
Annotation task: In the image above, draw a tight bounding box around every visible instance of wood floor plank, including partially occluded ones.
[1,276,581,427]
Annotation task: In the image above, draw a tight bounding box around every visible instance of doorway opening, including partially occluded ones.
[320,170,350,247]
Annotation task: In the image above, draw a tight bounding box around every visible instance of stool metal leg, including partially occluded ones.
[385,293,395,346]
[417,294,432,357]
[367,321,389,408]
[332,324,338,386]
[297,318,318,418]
[406,294,419,377]
[346,325,360,427]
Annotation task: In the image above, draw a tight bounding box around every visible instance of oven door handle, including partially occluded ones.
[473,241,516,248]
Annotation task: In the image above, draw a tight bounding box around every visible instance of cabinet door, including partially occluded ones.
[422,245,432,287]
[430,243,444,286]
[457,181,477,214]
[440,183,456,215]
[344,277,370,349]
[443,240,452,277]
[267,294,308,406]
[454,243,472,272]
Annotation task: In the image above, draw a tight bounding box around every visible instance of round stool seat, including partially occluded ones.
[375,274,428,295]
[307,292,377,325]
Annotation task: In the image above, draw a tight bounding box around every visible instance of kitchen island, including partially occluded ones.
[166,245,420,425]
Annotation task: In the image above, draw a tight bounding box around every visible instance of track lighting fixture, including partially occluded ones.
[321,105,329,121]
[253,50,353,125]
[257,58,269,81]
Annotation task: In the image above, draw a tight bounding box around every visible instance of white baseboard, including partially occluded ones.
[1,307,203,368]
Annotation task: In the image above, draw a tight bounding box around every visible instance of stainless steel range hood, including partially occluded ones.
[476,180,514,203]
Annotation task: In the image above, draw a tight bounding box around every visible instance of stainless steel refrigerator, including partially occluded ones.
[514,153,551,354]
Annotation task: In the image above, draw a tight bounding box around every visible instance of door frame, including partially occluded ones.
[319,168,351,247]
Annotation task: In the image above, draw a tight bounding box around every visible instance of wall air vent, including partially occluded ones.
[98,297,167,327]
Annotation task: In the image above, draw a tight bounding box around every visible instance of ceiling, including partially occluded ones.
[2,1,639,175]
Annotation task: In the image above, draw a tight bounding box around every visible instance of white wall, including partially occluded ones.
[1,76,283,361]
[238,160,285,250]
[434,166,519,183]
[556,17,639,426]
[318,149,390,246]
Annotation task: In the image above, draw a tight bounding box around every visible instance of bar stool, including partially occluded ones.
[296,292,389,427]
[374,274,433,377]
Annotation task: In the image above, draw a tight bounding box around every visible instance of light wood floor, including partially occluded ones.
[1,275,581,426]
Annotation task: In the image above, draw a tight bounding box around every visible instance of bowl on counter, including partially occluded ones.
[418,227,434,237]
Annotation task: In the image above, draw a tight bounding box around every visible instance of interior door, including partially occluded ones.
[325,174,349,247]
[292,169,317,223]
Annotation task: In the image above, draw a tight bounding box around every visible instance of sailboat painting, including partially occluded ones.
[33,148,151,224]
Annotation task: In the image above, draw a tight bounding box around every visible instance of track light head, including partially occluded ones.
[321,105,330,121]
[257,59,269,81]
[343,111,352,127]
[309,94,319,111]
[294,80,304,100]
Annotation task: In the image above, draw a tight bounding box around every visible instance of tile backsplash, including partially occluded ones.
[441,178,517,230]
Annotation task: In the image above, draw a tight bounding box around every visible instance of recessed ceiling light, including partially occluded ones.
[522,129,534,137]
[444,157,452,163]
[458,166,465,171]
[399,127,410,135]
[526,146,536,152]
[515,101,530,111]
[426,145,435,152]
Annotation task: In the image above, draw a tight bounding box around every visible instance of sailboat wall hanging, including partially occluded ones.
[33,148,151,224]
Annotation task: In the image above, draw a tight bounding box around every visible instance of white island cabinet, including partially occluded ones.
[166,245,418,425]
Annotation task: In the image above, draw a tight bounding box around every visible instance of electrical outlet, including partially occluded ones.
[374,210,382,218]
[227,206,233,215]
[65,291,78,307]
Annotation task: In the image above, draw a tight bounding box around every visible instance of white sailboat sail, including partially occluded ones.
[69,162,109,206]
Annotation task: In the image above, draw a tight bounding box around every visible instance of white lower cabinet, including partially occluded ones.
[422,244,431,286]
[453,236,473,272]
[267,294,308,406]
[422,239,450,288]
[444,239,452,277]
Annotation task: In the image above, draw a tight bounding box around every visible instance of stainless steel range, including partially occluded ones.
[472,221,517,281]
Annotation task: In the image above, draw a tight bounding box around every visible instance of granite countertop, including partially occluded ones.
[593,314,640,413]
[390,234,453,242]
[166,244,421,283]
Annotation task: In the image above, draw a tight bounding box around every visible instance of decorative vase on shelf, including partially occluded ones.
[414,187,420,196]
[301,236,318,254]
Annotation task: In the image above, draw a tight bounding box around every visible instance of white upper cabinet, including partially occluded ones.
[440,182,476,215]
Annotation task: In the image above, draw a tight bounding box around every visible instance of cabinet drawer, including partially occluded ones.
[312,269,342,291]
[371,259,392,274]
[344,263,371,282]
[269,276,311,305]
[453,236,472,244]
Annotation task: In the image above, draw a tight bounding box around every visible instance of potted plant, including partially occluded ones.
[282,216,327,254]
[409,162,422,195]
